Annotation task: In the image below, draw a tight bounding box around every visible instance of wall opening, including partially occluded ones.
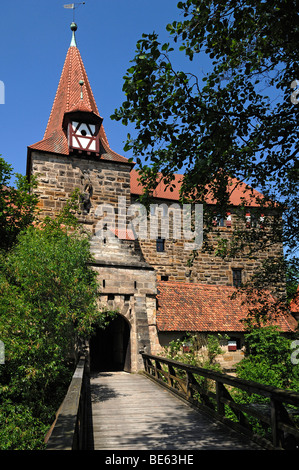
[90,314,131,372]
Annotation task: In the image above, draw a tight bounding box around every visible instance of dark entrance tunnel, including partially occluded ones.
[90,315,131,372]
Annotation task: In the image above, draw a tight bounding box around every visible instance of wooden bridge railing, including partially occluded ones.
[45,356,90,450]
[142,353,299,450]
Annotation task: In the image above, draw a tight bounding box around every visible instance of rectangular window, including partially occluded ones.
[212,214,225,227]
[156,238,165,252]
[232,269,242,288]
[246,212,265,229]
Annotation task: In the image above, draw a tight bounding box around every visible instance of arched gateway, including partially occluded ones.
[90,314,131,372]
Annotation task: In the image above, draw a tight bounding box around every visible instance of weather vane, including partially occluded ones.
[63,2,86,22]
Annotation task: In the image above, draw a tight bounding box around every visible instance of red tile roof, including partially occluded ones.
[108,227,136,240]
[29,29,129,164]
[130,170,182,201]
[130,169,265,207]
[156,282,297,333]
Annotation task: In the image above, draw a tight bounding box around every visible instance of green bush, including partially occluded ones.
[0,156,38,251]
[0,404,49,450]
[236,326,299,391]
[163,333,224,370]
[162,333,224,400]
[0,202,110,449]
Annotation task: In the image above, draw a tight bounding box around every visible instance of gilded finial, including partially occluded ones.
[70,22,78,47]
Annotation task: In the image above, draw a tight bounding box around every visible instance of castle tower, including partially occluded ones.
[27,23,159,372]
[27,22,132,219]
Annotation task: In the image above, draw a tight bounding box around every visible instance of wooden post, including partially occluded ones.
[155,359,162,380]
[270,398,287,448]
[168,364,176,388]
[187,372,195,400]
[270,398,280,448]
[216,381,225,417]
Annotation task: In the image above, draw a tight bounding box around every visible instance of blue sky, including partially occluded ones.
[0,0,197,179]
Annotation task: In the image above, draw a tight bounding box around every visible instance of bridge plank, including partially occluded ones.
[90,371,262,450]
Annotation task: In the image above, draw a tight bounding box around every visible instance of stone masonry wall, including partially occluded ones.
[29,151,283,290]
[29,151,132,236]
[130,195,283,287]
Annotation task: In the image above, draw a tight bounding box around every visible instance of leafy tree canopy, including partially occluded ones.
[0,157,38,251]
[236,326,299,391]
[0,187,111,449]
[112,0,299,258]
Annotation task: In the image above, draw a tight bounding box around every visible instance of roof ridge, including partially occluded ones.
[157,281,235,289]
[130,169,265,206]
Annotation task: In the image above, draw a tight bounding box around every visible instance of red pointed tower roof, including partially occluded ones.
[28,23,129,164]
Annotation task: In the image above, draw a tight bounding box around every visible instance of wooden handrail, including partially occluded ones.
[142,353,299,450]
[45,356,89,450]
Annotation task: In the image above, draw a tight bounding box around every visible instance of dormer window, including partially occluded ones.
[70,121,98,151]
[213,214,224,227]
[212,212,231,228]
[245,211,265,229]
[63,110,102,156]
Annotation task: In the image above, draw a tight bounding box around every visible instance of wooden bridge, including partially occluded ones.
[89,371,260,450]
[45,354,299,451]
